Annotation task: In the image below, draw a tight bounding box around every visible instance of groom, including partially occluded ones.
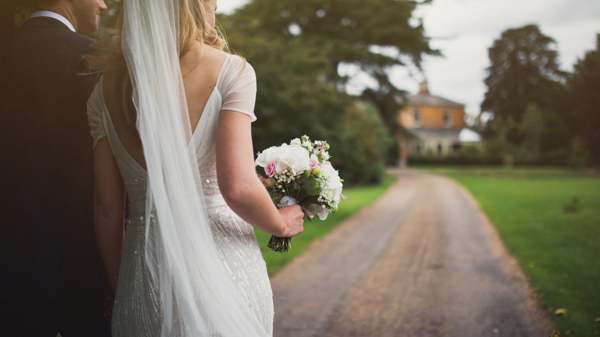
[1,0,111,336]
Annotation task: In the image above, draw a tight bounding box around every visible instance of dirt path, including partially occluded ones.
[270,170,553,337]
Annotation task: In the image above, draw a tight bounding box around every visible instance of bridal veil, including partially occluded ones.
[121,0,269,336]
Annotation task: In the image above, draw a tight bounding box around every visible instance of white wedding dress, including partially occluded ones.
[86,53,274,337]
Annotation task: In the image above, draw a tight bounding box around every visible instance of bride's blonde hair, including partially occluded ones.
[88,0,228,123]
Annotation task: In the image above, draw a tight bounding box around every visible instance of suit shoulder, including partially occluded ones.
[65,31,95,53]
[11,26,94,56]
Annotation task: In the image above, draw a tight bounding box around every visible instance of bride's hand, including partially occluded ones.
[277,205,305,238]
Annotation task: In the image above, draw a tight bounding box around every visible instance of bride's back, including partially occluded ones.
[102,43,229,168]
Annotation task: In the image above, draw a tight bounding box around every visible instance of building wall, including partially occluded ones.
[409,133,460,156]
[399,106,466,129]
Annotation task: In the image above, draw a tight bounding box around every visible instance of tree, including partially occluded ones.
[221,16,348,151]
[360,70,405,164]
[231,0,437,82]
[481,24,573,164]
[571,34,600,165]
[228,0,437,164]
[332,102,393,184]
[221,7,402,182]
[482,24,565,122]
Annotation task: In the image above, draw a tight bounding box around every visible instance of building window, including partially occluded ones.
[414,107,421,127]
[443,110,452,128]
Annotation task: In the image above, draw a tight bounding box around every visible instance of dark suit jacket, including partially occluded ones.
[1,16,110,332]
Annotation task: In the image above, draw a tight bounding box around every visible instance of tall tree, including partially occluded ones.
[481,24,574,165]
[571,34,600,165]
[231,0,436,83]
[221,24,349,152]
[482,24,566,122]
[229,0,436,163]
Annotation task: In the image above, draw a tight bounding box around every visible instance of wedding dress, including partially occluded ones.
[86,53,274,337]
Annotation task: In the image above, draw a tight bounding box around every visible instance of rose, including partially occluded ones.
[265,161,277,177]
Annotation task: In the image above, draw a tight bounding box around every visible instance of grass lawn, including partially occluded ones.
[425,166,600,336]
[256,173,397,276]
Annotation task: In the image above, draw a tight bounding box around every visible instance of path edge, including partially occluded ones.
[437,173,556,335]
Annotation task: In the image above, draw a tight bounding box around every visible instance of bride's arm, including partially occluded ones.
[93,139,125,294]
[216,111,304,237]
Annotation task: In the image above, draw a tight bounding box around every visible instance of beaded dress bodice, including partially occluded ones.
[86,54,274,337]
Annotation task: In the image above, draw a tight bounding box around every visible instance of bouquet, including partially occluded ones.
[255,135,344,252]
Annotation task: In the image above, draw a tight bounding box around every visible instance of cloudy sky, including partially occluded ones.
[219,0,600,118]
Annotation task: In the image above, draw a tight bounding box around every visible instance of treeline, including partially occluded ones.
[480,25,600,167]
[218,0,438,184]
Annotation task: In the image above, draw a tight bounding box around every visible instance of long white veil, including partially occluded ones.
[121,0,269,336]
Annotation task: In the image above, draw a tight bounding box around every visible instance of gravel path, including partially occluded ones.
[270,170,553,337]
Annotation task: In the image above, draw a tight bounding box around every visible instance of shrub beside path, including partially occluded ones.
[271,170,553,337]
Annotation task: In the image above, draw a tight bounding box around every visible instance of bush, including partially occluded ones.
[329,102,393,185]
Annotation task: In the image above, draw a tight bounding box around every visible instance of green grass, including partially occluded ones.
[425,166,600,336]
[256,173,396,276]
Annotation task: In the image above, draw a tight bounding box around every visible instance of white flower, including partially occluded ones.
[319,162,343,206]
[290,137,301,146]
[256,144,311,175]
[320,162,340,183]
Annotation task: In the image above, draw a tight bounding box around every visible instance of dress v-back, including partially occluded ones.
[86,53,274,337]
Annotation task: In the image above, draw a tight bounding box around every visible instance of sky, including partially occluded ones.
[219,0,600,119]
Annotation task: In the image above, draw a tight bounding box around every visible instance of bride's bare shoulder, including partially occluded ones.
[181,42,230,73]
[200,43,248,66]
[202,44,228,58]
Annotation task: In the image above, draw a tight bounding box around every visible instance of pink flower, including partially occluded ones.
[310,159,320,170]
[265,161,277,177]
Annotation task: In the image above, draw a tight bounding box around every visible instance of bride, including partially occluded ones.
[86,0,305,336]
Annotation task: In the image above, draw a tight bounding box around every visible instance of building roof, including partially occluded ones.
[400,81,464,109]
[407,94,464,109]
